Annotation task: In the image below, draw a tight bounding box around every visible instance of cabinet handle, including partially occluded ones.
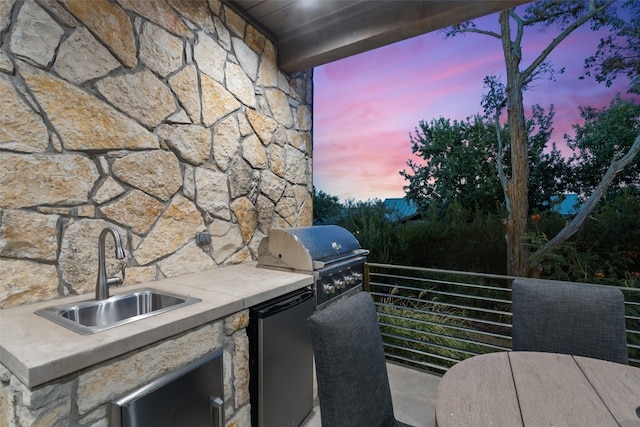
[209,396,224,427]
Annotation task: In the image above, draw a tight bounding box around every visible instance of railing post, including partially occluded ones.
[363,262,370,293]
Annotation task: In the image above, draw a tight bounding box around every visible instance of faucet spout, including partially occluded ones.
[96,227,126,300]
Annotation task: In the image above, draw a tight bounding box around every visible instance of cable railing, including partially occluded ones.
[365,263,640,373]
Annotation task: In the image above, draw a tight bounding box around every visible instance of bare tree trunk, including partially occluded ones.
[500,12,530,277]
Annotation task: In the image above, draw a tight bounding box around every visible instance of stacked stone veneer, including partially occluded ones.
[0,310,252,426]
[0,0,313,308]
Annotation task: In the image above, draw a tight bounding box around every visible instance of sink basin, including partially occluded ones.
[35,288,200,335]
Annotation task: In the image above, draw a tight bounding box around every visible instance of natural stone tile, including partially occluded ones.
[0,153,99,208]
[229,157,258,200]
[76,322,223,414]
[10,0,64,67]
[19,63,159,151]
[214,16,231,50]
[15,395,71,427]
[99,189,164,235]
[245,25,265,55]
[226,62,256,107]
[275,196,297,226]
[233,332,249,408]
[256,194,275,233]
[237,113,252,136]
[93,177,126,205]
[133,195,204,265]
[1,0,16,34]
[248,230,264,258]
[212,115,240,171]
[257,40,277,87]
[157,124,212,166]
[296,104,312,131]
[223,5,245,37]
[288,129,311,152]
[168,0,215,33]
[169,64,201,123]
[232,37,258,81]
[194,31,226,83]
[59,219,128,296]
[96,69,176,128]
[53,26,120,85]
[226,404,251,427]
[139,21,183,77]
[201,73,240,127]
[122,265,156,285]
[77,205,95,218]
[115,0,191,37]
[112,150,182,201]
[208,0,221,15]
[0,74,48,153]
[246,109,277,145]
[225,246,252,264]
[224,310,248,335]
[0,209,58,261]
[36,0,77,27]
[284,145,308,185]
[0,50,13,73]
[265,88,293,128]
[209,220,243,264]
[158,241,216,278]
[260,170,285,203]
[299,193,313,226]
[183,164,196,200]
[269,143,285,178]
[242,134,267,169]
[62,0,137,68]
[167,109,191,124]
[0,259,59,308]
[230,197,257,243]
[195,167,231,220]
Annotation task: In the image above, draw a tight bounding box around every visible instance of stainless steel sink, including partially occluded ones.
[35,288,200,335]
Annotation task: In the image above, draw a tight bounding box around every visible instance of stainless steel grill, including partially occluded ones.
[257,225,369,310]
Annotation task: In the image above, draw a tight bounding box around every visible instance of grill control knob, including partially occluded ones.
[334,279,345,289]
[323,283,336,294]
[345,275,356,285]
[354,273,363,281]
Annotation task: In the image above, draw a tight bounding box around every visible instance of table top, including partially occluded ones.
[435,351,640,427]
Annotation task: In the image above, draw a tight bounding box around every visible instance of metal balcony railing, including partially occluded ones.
[364,263,640,373]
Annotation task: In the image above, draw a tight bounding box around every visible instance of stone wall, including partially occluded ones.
[0,0,313,308]
[0,311,252,426]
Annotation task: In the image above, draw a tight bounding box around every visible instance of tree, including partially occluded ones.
[401,115,505,216]
[444,0,639,276]
[312,187,342,224]
[567,96,640,196]
[401,108,570,217]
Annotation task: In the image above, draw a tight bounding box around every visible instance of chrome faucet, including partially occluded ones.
[96,227,126,300]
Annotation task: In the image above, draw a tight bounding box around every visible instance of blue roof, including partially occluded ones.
[384,198,419,222]
[550,193,580,216]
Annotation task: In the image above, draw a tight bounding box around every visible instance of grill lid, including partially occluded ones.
[257,225,367,272]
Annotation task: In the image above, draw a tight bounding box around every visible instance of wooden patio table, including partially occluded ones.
[435,351,640,427]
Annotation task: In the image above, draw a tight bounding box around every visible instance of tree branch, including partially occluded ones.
[522,0,616,82]
[529,132,640,266]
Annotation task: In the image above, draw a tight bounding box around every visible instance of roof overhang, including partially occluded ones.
[222,0,531,74]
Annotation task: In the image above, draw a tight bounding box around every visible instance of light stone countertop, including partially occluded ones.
[0,262,313,388]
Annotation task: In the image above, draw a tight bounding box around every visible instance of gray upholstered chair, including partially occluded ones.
[511,278,628,364]
[308,292,413,427]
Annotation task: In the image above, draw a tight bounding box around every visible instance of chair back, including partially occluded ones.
[308,292,399,427]
[512,278,628,364]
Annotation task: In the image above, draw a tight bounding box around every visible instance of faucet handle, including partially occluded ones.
[106,263,126,287]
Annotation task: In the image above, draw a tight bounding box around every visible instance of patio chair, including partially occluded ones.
[308,292,413,427]
[511,278,628,364]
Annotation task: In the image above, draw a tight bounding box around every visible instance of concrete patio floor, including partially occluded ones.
[301,362,442,427]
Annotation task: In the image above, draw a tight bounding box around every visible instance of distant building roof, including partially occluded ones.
[550,193,581,216]
[384,198,419,222]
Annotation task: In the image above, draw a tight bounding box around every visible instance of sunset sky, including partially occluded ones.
[312,9,634,202]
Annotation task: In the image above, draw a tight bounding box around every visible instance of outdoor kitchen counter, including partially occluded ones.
[0,262,313,388]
